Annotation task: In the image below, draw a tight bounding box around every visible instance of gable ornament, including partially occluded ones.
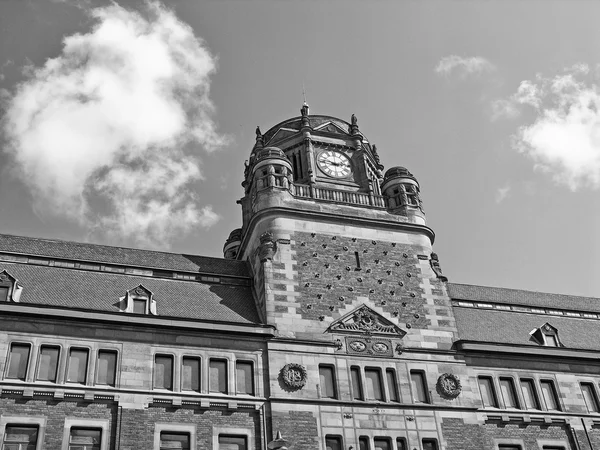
[280,363,307,391]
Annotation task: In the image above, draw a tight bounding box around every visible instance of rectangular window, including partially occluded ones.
[68,428,101,450]
[154,354,173,390]
[358,437,369,450]
[160,432,190,450]
[67,348,89,384]
[6,343,30,381]
[498,446,522,450]
[236,361,254,395]
[581,382,600,413]
[209,359,228,394]
[2,425,38,450]
[520,379,540,409]
[325,436,342,450]
[96,350,117,386]
[319,365,337,399]
[540,380,560,411]
[182,357,201,392]
[396,439,407,450]
[37,345,60,382]
[410,370,429,403]
[365,368,384,401]
[351,367,363,400]
[0,287,8,302]
[373,438,390,450]
[422,439,438,450]
[478,376,498,407]
[133,299,147,314]
[386,369,399,402]
[218,435,247,450]
[499,377,519,409]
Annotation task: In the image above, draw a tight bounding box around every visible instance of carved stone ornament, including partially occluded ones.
[258,231,276,262]
[280,363,307,390]
[327,304,406,337]
[345,337,393,357]
[430,252,448,282]
[436,373,462,399]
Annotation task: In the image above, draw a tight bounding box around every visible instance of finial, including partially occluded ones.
[301,83,310,117]
[255,126,264,149]
[350,113,359,134]
[372,144,383,171]
[268,431,290,450]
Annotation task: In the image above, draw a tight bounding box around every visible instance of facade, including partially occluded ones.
[0,105,599,450]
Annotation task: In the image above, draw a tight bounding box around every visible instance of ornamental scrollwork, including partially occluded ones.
[436,373,462,399]
[280,363,307,391]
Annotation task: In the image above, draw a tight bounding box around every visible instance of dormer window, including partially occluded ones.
[122,285,157,315]
[530,323,561,347]
[0,270,22,303]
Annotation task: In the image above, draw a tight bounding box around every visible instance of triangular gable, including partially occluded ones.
[127,284,153,298]
[268,128,299,145]
[327,304,406,337]
[314,121,350,136]
[0,269,22,303]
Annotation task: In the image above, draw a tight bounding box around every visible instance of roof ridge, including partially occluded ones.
[447,281,600,301]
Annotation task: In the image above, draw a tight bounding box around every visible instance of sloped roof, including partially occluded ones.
[448,282,600,313]
[0,233,248,277]
[0,262,260,324]
[454,307,600,351]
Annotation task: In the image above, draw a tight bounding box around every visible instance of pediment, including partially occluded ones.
[327,304,406,337]
[0,270,17,284]
[314,121,350,136]
[127,284,152,298]
[268,128,299,145]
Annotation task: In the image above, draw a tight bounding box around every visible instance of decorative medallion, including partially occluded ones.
[327,304,406,337]
[345,337,394,357]
[280,363,307,390]
[436,373,462,399]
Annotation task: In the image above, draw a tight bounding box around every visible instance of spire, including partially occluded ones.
[350,113,359,135]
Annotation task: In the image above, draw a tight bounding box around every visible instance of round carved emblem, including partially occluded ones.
[280,363,307,390]
[436,373,462,399]
[349,341,366,352]
[372,342,389,353]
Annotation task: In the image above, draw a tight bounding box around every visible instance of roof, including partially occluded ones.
[0,233,248,277]
[448,282,600,313]
[453,307,600,351]
[0,261,260,324]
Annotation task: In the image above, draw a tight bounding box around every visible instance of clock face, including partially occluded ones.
[317,151,351,178]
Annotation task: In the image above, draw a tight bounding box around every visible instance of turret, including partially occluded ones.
[381,166,426,225]
[223,228,242,259]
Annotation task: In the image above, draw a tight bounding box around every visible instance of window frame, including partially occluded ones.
[94,349,118,387]
[539,379,561,411]
[61,418,109,450]
[65,346,91,385]
[396,438,407,450]
[234,360,254,396]
[350,366,364,401]
[498,376,520,409]
[318,364,338,399]
[5,342,32,382]
[209,358,229,394]
[155,423,196,450]
[213,428,252,450]
[153,353,175,391]
[181,356,202,393]
[520,378,541,410]
[478,375,499,408]
[36,344,61,383]
[580,382,600,413]
[364,367,384,402]
[373,437,392,450]
[421,438,439,450]
[385,368,399,403]
[409,369,430,404]
[0,416,46,450]
[324,435,343,450]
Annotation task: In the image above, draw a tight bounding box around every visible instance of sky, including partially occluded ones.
[1,0,600,298]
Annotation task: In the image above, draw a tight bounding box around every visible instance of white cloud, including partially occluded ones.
[491,98,521,121]
[506,66,600,190]
[495,183,511,203]
[435,55,495,78]
[1,1,227,248]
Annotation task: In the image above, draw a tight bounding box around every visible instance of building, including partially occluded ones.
[0,105,599,450]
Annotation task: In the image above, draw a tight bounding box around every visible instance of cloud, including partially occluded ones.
[495,183,511,203]
[505,65,600,190]
[435,55,495,78]
[1,1,227,248]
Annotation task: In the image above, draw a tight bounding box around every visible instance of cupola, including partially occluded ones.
[381,166,426,224]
